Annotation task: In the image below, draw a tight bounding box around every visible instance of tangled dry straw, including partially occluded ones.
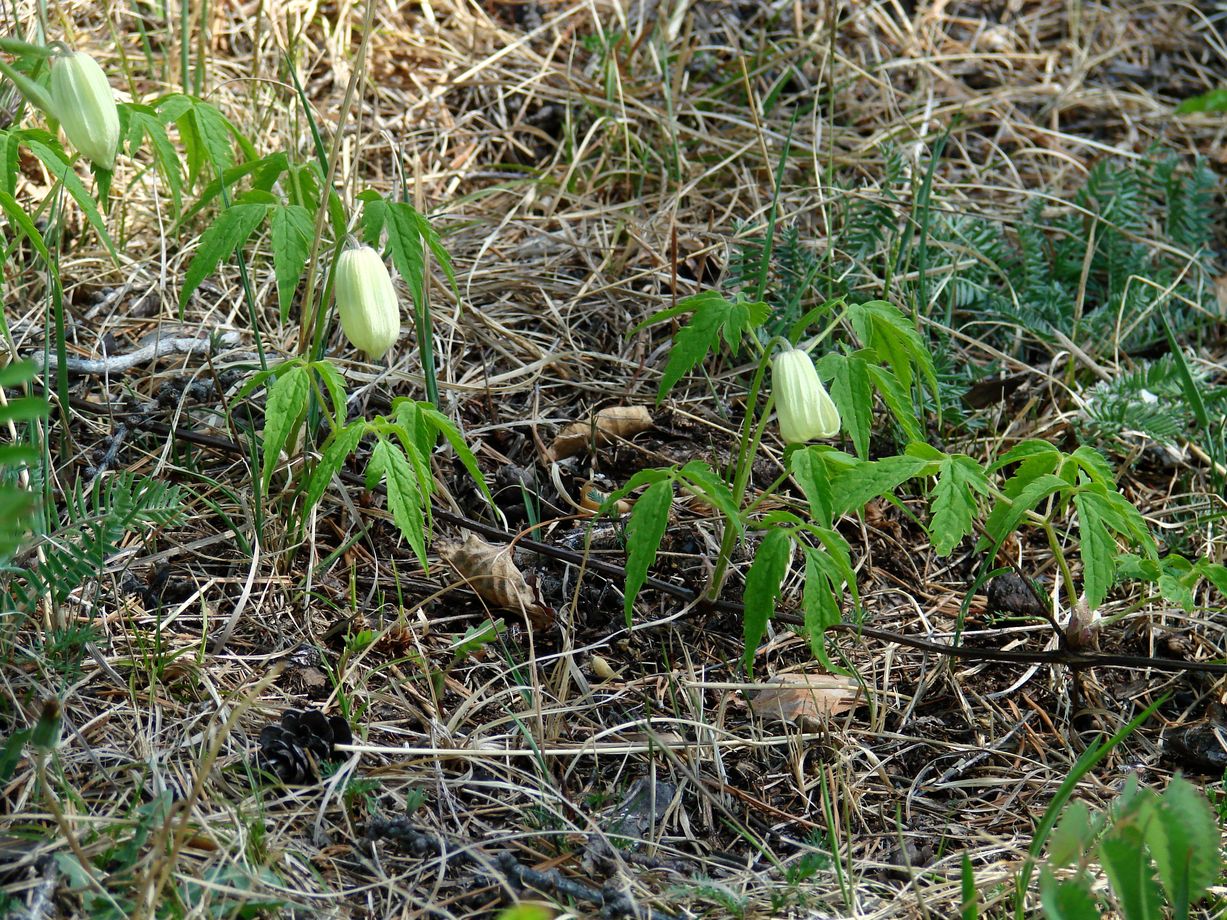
[1,1,1225,917]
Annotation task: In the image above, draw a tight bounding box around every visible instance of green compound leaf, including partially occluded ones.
[930,454,990,556]
[160,93,252,184]
[847,299,937,404]
[373,438,428,569]
[654,297,723,400]
[270,203,314,321]
[1146,775,1220,912]
[1073,490,1116,609]
[742,527,791,675]
[180,198,269,311]
[648,291,768,401]
[622,477,673,626]
[830,454,929,519]
[260,364,310,493]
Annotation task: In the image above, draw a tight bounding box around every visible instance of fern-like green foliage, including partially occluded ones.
[928,152,1218,359]
[1077,352,1225,448]
[4,473,182,613]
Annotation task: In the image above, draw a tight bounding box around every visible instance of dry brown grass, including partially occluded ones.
[1,0,1226,917]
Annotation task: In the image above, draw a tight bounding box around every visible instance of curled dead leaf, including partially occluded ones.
[438,533,554,629]
[547,406,653,461]
[748,672,862,728]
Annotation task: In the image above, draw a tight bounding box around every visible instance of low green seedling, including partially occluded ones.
[1037,775,1221,920]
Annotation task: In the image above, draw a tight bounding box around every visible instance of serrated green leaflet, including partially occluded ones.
[984,472,1067,549]
[802,545,845,674]
[830,455,929,518]
[260,364,310,492]
[1146,775,1220,913]
[930,455,989,556]
[653,291,769,400]
[866,362,924,444]
[270,203,313,320]
[180,199,268,310]
[742,527,791,675]
[421,404,494,508]
[304,421,364,512]
[1099,820,1162,920]
[1073,491,1116,608]
[622,478,673,626]
[990,439,1061,474]
[121,104,183,213]
[373,438,427,568]
[789,447,833,527]
[174,150,287,232]
[385,202,426,306]
[848,299,937,401]
[820,352,871,458]
[677,461,740,531]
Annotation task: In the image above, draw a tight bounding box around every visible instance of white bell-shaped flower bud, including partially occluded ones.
[772,347,841,443]
[334,245,401,360]
[49,51,120,170]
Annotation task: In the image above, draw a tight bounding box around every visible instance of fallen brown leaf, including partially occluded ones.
[546,405,653,461]
[438,533,554,629]
[748,671,862,727]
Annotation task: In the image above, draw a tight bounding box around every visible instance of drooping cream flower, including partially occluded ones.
[49,51,119,170]
[334,245,400,359]
[772,347,841,443]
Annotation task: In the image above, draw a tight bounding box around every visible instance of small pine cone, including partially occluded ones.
[256,708,353,784]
